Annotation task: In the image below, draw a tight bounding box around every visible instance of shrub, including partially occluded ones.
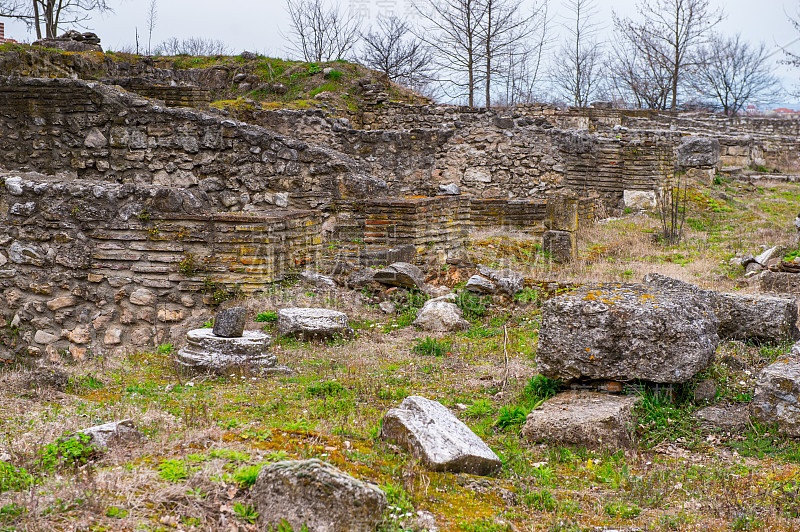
[307,380,344,397]
[255,311,278,322]
[0,462,33,493]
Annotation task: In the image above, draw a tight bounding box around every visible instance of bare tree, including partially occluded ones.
[360,16,432,89]
[691,33,780,116]
[0,0,112,39]
[145,0,157,56]
[550,0,602,107]
[156,37,230,56]
[613,0,724,110]
[414,0,487,107]
[606,30,673,109]
[284,0,360,62]
[480,0,547,107]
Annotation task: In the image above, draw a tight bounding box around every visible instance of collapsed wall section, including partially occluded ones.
[0,76,387,211]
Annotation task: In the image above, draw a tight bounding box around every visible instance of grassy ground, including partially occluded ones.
[1,177,800,531]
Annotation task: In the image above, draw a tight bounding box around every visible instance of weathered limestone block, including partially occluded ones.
[477,265,524,296]
[545,195,578,232]
[381,395,501,475]
[623,190,657,210]
[175,329,281,373]
[522,392,638,449]
[212,307,246,337]
[643,273,799,342]
[543,230,576,263]
[252,459,387,532]
[78,419,142,450]
[374,262,427,291]
[413,295,469,332]
[466,275,495,294]
[677,136,720,168]
[536,283,719,383]
[276,308,354,341]
[752,359,800,436]
[761,271,800,294]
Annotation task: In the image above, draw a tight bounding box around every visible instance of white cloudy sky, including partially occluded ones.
[3,0,800,103]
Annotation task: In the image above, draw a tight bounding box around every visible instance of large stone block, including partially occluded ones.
[373,262,426,291]
[381,395,501,475]
[175,328,280,373]
[277,308,354,341]
[413,294,469,332]
[644,273,799,343]
[536,283,719,383]
[543,230,576,263]
[545,196,579,232]
[752,359,800,436]
[522,392,638,449]
[252,459,386,532]
[677,136,721,168]
[212,307,246,337]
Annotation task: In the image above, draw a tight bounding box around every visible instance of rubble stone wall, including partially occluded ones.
[0,171,321,361]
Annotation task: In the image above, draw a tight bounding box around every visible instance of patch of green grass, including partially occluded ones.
[604,500,640,518]
[522,488,557,511]
[233,502,259,524]
[233,464,262,488]
[156,459,193,482]
[307,380,344,397]
[460,518,511,531]
[456,290,489,319]
[68,373,104,392]
[513,288,540,305]
[106,506,128,518]
[465,399,494,417]
[634,388,697,448]
[411,337,451,357]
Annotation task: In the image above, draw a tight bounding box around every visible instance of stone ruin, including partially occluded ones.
[0,47,797,365]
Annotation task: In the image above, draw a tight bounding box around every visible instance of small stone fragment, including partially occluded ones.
[212,307,247,337]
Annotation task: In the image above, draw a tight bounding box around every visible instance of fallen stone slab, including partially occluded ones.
[522,392,638,449]
[466,275,495,294]
[692,404,751,432]
[643,273,799,343]
[477,265,524,296]
[374,262,426,291]
[413,295,469,332]
[175,328,284,373]
[536,283,719,383]
[345,268,375,289]
[760,271,800,294]
[252,459,387,532]
[752,358,800,436]
[300,270,337,290]
[78,419,142,450]
[212,307,246,338]
[381,395,501,475]
[277,308,354,341]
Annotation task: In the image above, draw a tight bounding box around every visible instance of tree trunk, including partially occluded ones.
[33,0,42,39]
[485,0,492,108]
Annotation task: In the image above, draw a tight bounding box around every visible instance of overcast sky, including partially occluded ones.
[3,0,800,104]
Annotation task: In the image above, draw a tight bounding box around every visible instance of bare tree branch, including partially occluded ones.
[283,0,361,63]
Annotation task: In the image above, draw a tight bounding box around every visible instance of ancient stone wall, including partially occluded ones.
[0,76,386,212]
[0,171,321,361]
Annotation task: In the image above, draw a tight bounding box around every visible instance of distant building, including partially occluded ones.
[773,107,800,118]
[745,105,761,116]
[0,23,18,44]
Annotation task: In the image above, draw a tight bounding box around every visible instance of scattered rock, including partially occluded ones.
[761,271,800,293]
[346,268,375,289]
[252,459,387,532]
[378,301,396,314]
[413,295,469,332]
[693,404,751,432]
[752,358,800,436]
[755,246,781,266]
[536,283,719,383]
[693,379,717,404]
[438,183,461,195]
[374,262,427,291]
[212,307,246,338]
[466,275,495,294]
[643,273,799,343]
[477,265,524,297]
[78,419,141,450]
[175,328,283,373]
[522,392,638,449]
[277,308,354,341]
[300,270,336,290]
[381,395,501,475]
